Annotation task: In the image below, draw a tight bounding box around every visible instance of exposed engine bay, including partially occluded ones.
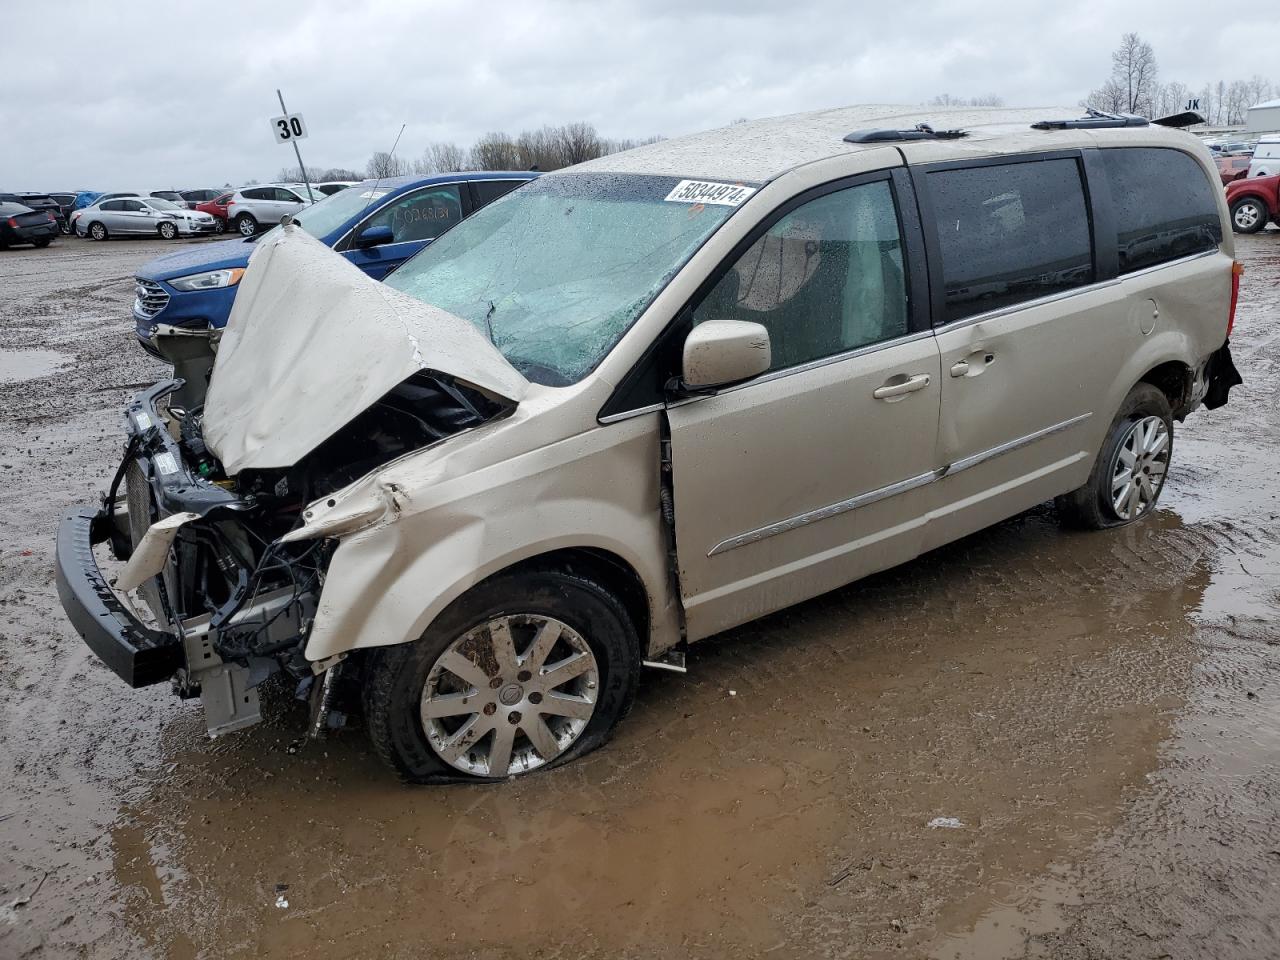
[106,372,512,735]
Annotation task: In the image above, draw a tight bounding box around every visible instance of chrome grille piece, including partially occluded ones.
[133,278,170,319]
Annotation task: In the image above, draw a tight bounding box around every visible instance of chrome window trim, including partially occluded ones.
[706,411,1093,557]
[598,402,664,425]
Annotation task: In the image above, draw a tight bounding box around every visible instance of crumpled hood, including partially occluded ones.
[203,225,527,475]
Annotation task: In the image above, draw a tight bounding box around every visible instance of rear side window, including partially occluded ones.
[473,179,525,207]
[928,159,1093,324]
[1099,148,1222,274]
[242,188,271,201]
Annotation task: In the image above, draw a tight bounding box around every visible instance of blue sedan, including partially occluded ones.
[132,172,536,353]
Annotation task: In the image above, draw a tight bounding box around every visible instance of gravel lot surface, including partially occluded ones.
[1,231,1278,959]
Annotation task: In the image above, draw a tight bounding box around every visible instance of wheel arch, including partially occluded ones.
[1138,359,1194,419]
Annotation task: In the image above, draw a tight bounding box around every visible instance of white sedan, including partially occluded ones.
[72,196,219,240]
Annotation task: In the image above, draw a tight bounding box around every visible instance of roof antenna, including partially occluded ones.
[359,123,407,223]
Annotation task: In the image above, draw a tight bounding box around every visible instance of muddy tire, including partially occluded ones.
[362,569,640,784]
[1230,197,1268,234]
[1056,383,1173,530]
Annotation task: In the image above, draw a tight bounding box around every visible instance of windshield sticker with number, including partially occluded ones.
[664,180,756,206]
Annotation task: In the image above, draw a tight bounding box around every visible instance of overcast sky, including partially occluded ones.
[3,0,1276,191]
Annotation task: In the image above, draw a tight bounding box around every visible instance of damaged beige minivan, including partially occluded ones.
[58,105,1242,782]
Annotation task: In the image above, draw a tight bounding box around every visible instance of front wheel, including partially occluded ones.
[1056,383,1173,529]
[157,221,178,240]
[1230,197,1268,234]
[363,569,641,783]
[234,214,257,237]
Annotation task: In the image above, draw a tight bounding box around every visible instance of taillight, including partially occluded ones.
[47,211,56,221]
[1228,260,1243,337]
[6,217,16,229]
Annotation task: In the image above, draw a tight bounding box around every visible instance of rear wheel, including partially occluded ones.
[157,221,178,240]
[213,217,226,234]
[88,221,107,241]
[363,569,641,783]
[1056,383,1173,529]
[235,213,257,237]
[1230,197,1268,233]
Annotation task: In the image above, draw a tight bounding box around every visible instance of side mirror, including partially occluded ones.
[681,319,771,390]
[356,224,395,248]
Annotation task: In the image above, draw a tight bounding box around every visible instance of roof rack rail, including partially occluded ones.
[1031,109,1149,131]
[844,123,968,144]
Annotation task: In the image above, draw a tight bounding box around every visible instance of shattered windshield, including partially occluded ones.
[384,173,744,385]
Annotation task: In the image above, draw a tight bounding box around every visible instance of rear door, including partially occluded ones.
[338,183,470,279]
[666,168,942,639]
[912,152,1120,550]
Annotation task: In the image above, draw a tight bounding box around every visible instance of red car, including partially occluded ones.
[1215,155,1252,186]
[194,192,234,233]
[1226,173,1280,234]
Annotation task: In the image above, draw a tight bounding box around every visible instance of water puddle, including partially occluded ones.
[0,348,71,383]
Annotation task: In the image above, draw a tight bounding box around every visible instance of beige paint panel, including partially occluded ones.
[668,335,942,641]
[300,410,680,662]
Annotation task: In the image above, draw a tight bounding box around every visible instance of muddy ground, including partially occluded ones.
[1,231,1278,960]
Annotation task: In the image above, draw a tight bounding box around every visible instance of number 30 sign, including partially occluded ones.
[270,113,308,143]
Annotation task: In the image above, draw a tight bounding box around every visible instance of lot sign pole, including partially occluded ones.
[276,89,315,202]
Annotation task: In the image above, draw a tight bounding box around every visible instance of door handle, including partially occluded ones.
[873,373,931,400]
[951,350,996,378]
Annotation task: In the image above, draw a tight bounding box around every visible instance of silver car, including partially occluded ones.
[225,183,318,236]
[76,196,219,240]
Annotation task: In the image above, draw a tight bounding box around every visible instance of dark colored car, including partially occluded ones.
[1216,155,1252,186]
[150,190,188,208]
[179,188,224,206]
[0,201,59,248]
[1226,172,1280,233]
[48,192,80,233]
[0,192,66,232]
[193,192,234,233]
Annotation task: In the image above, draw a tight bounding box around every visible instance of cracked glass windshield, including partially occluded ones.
[384,174,741,385]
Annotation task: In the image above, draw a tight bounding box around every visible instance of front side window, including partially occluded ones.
[692,179,908,371]
[276,188,305,203]
[928,158,1093,323]
[1100,148,1223,274]
[385,173,743,385]
[360,185,463,243]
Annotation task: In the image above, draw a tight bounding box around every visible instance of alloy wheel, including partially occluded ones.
[1234,202,1261,230]
[237,217,255,236]
[420,614,600,778]
[1110,415,1170,521]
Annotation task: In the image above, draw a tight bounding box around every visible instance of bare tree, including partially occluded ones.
[365,151,409,178]
[1084,77,1127,114]
[556,122,604,167]
[470,132,522,170]
[1112,32,1158,114]
[415,142,470,174]
[278,165,361,182]
[928,93,1005,107]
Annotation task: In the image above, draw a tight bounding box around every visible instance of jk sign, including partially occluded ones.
[270,113,308,143]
